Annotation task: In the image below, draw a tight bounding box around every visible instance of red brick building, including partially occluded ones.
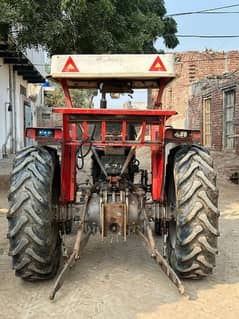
[188,74,239,153]
[154,51,239,129]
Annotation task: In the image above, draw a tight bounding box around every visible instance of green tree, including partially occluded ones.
[0,0,178,54]
[44,84,95,108]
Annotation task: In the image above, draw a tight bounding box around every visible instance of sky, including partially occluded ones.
[156,0,239,52]
[94,1,239,108]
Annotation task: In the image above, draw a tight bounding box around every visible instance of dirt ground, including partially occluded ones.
[1,150,239,319]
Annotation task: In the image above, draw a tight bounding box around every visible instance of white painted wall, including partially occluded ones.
[0,48,45,157]
[0,58,36,158]
[14,73,28,151]
[0,58,11,158]
[28,84,43,127]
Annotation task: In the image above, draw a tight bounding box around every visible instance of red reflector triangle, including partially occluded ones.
[62,56,79,72]
[149,56,167,72]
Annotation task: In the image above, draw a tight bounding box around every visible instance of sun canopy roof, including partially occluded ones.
[50,54,175,89]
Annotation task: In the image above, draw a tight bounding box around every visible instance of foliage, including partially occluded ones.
[44,84,95,108]
[0,0,178,54]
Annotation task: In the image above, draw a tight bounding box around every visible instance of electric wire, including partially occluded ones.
[177,34,239,38]
[190,11,239,14]
[167,3,239,17]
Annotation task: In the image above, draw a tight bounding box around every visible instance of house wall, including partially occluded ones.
[0,43,46,158]
[14,73,28,150]
[0,58,35,157]
[0,59,10,157]
[188,75,239,153]
[154,50,239,129]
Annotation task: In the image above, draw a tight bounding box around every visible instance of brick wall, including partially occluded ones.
[154,50,239,129]
[211,89,223,151]
[188,75,239,153]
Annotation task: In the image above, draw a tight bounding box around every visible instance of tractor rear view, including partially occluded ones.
[7,54,219,299]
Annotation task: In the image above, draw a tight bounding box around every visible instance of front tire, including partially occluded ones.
[7,146,61,281]
[166,145,219,279]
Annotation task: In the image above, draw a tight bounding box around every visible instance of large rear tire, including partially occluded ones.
[166,145,219,278]
[7,146,61,281]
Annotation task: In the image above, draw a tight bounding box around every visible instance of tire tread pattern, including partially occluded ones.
[169,146,219,279]
[7,146,61,281]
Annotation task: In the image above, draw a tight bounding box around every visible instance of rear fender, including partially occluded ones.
[152,128,201,203]
[164,143,209,204]
[165,128,201,144]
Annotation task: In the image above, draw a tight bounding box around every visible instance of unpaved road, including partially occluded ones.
[1,151,239,319]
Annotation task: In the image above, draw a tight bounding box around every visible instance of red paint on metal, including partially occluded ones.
[54,108,176,117]
[122,121,127,143]
[64,141,163,147]
[141,121,146,144]
[62,56,79,72]
[151,79,167,201]
[151,118,166,202]
[56,80,180,204]
[154,79,167,109]
[101,121,106,143]
[71,124,77,140]
[151,148,165,201]
[61,114,76,202]
[54,129,63,139]
[82,121,88,141]
[61,80,74,108]
[60,82,77,203]
[61,80,77,140]
[25,128,36,138]
[55,105,176,203]
[149,56,167,72]
[63,115,70,140]
[165,128,201,144]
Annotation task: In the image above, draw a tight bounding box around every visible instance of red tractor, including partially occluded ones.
[7,54,219,299]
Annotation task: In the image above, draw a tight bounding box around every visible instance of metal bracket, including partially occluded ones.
[49,193,91,300]
[137,209,185,295]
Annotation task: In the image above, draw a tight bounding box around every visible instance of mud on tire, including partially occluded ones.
[7,146,61,281]
[166,145,219,279]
